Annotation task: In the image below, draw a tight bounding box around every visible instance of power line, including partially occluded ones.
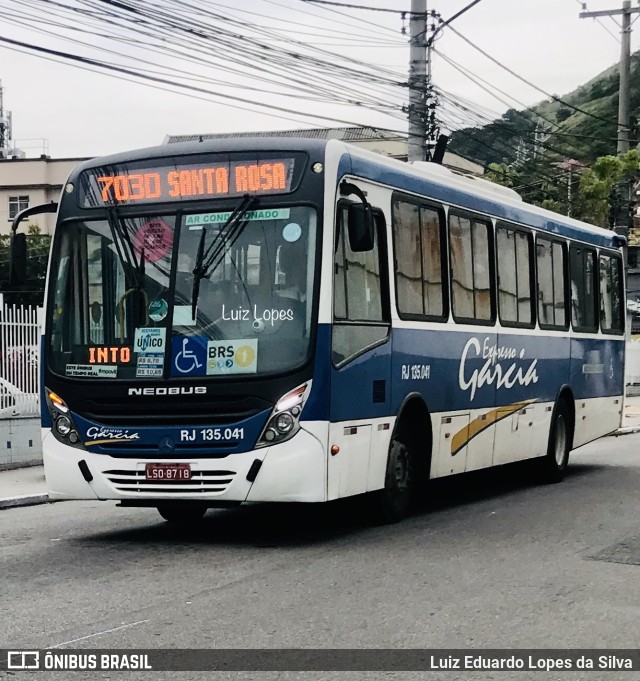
[446,24,614,125]
[575,0,620,42]
[301,0,411,12]
[428,0,483,44]
[0,34,401,129]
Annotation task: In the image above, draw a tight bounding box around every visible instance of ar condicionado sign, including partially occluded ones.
[82,159,294,206]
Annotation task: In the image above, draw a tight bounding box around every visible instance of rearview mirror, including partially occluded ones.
[9,233,27,286]
[8,201,58,287]
[347,203,375,252]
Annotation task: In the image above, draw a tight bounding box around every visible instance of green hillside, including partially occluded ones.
[448,51,640,167]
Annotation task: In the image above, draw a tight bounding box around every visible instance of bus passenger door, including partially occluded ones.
[328,189,392,500]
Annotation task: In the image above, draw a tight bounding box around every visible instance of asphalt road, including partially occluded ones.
[2,435,640,680]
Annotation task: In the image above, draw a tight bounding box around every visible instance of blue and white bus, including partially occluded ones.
[16,138,625,522]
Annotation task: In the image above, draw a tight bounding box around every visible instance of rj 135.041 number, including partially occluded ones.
[401,364,431,380]
[180,428,245,442]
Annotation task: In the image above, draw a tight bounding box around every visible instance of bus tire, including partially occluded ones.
[157,501,207,524]
[540,402,571,483]
[371,433,414,524]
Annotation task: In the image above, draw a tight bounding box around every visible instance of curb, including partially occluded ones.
[0,494,49,509]
[613,427,640,436]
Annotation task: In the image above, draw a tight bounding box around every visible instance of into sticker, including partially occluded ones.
[134,219,173,263]
[282,222,302,243]
[149,299,168,322]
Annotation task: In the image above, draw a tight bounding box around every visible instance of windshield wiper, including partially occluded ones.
[106,207,147,337]
[191,193,256,320]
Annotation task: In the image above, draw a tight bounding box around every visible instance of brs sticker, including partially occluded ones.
[207,339,258,375]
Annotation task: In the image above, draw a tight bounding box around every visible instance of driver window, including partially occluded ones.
[332,202,389,365]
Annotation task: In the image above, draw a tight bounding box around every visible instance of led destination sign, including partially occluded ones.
[79,158,296,207]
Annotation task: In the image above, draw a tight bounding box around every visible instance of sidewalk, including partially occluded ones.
[615,395,640,435]
[0,465,48,509]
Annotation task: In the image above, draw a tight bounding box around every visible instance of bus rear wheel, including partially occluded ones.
[539,403,571,483]
[371,434,414,524]
[157,501,208,524]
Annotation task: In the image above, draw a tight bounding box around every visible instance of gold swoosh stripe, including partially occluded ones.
[451,399,537,456]
[84,439,138,446]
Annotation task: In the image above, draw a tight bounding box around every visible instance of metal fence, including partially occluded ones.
[0,303,40,418]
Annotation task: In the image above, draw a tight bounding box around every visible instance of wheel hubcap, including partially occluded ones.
[554,415,567,467]
[390,441,411,492]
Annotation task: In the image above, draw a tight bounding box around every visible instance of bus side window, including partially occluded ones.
[392,196,446,320]
[449,212,493,323]
[536,237,567,329]
[599,253,624,334]
[497,224,534,327]
[570,244,597,332]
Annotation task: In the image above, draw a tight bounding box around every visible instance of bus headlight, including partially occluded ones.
[256,381,312,448]
[55,415,72,436]
[274,412,294,434]
[45,388,85,450]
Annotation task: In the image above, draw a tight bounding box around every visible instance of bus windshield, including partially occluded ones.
[47,205,317,380]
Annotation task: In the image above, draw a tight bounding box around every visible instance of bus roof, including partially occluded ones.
[334,140,622,250]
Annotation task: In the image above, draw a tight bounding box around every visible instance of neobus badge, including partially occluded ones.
[127,386,207,396]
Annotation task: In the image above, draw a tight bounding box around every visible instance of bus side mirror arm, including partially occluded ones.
[9,201,58,286]
[339,181,375,252]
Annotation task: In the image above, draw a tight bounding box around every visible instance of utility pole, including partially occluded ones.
[580,2,640,233]
[0,81,11,159]
[581,1,640,328]
[408,0,428,162]
[580,1,640,155]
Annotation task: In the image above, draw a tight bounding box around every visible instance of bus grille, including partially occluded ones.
[103,469,236,495]
[77,395,271,426]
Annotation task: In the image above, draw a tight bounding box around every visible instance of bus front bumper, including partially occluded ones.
[42,423,327,504]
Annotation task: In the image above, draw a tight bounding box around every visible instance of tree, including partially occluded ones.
[576,149,640,227]
[485,162,518,187]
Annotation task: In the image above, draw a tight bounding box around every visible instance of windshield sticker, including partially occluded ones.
[173,305,198,326]
[66,364,117,378]
[207,339,258,375]
[282,222,302,242]
[186,208,291,229]
[136,353,164,378]
[171,336,208,376]
[134,327,166,354]
[148,299,168,322]
[133,219,173,263]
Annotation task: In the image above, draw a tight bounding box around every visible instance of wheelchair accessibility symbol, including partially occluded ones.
[171,336,207,376]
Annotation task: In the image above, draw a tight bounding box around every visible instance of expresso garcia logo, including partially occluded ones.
[459,337,539,402]
[85,426,140,445]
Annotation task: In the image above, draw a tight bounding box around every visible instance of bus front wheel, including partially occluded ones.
[540,403,571,483]
[157,501,208,524]
[370,434,414,523]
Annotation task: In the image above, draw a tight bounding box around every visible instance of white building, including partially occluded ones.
[0,156,88,235]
